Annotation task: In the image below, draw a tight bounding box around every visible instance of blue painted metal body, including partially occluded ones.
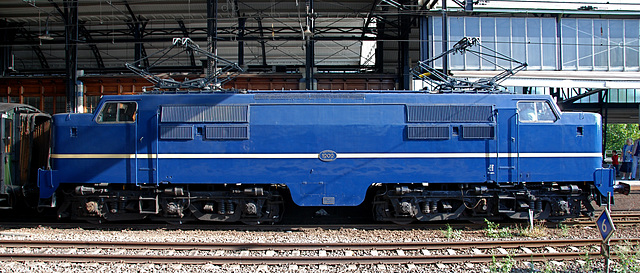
[38,92,613,206]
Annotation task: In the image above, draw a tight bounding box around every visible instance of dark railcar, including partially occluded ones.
[0,103,51,209]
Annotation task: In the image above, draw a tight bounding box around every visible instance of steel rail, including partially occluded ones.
[0,238,640,251]
[0,238,636,265]
[0,238,637,251]
[0,251,607,265]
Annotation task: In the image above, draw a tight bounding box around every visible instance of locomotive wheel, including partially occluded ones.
[163,219,188,225]
[85,218,104,224]
[241,220,262,225]
[390,218,414,225]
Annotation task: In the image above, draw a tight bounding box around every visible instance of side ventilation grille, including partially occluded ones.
[462,125,495,139]
[407,105,493,123]
[206,125,249,140]
[161,105,248,123]
[407,126,450,140]
[160,126,194,140]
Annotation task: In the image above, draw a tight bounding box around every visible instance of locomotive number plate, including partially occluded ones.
[319,150,337,162]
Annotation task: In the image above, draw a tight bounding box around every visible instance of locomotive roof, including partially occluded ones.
[98,91,557,106]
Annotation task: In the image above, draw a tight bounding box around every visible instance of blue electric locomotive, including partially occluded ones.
[38,91,618,224]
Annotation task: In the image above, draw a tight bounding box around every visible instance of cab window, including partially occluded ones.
[517,101,557,123]
[96,102,137,123]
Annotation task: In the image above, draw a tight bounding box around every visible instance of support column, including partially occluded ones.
[375,18,385,74]
[133,22,142,67]
[441,0,448,77]
[256,18,267,66]
[207,0,218,78]
[304,0,315,90]
[64,0,78,113]
[600,89,609,158]
[0,20,13,77]
[398,2,411,90]
[238,17,246,66]
[419,17,429,62]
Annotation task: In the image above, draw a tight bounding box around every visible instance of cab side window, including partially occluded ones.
[97,102,137,123]
[517,101,557,123]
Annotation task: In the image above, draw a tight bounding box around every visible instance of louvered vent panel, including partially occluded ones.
[161,105,248,123]
[407,105,493,123]
[407,126,449,140]
[203,105,248,122]
[161,106,203,123]
[206,125,249,140]
[254,93,365,100]
[451,105,493,122]
[462,126,495,139]
[160,126,194,140]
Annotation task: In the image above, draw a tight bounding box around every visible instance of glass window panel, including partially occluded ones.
[23,97,40,110]
[517,101,541,122]
[634,89,640,103]
[449,17,465,70]
[620,89,629,102]
[541,18,556,70]
[609,89,620,103]
[85,96,101,114]
[593,20,608,69]
[535,101,557,122]
[561,19,577,69]
[526,18,542,69]
[512,18,526,71]
[496,18,512,69]
[518,101,535,122]
[627,89,636,103]
[625,20,639,69]
[43,97,54,114]
[96,102,137,123]
[577,19,593,69]
[610,20,624,69]
[465,17,480,69]
[480,17,496,70]
[55,96,66,113]
[432,17,443,69]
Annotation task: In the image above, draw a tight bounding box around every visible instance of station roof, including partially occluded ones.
[0,0,427,74]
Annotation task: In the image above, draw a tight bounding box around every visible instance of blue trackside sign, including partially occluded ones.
[596,209,616,242]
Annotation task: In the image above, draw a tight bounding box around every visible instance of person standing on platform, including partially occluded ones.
[632,138,640,180]
[622,138,633,180]
[612,150,620,177]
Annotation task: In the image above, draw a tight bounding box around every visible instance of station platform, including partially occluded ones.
[622,180,640,191]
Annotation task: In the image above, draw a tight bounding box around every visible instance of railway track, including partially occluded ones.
[566,212,640,227]
[0,238,637,266]
[1,213,638,231]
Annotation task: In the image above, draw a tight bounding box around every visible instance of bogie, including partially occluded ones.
[373,183,594,223]
[58,184,284,224]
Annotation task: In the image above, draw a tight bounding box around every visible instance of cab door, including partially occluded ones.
[514,100,559,183]
[132,104,158,186]
[495,107,519,184]
[487,107,518,184]
[95,101,155,185]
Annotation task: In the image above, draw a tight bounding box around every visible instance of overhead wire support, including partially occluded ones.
[125,37,244,92]
[411,37,527,93]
